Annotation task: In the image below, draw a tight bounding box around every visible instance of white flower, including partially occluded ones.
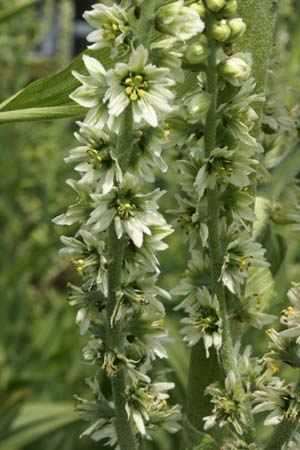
[253,380,300,425]
[204,371,247,435]
[220,233,268,295]
[124,381,180,437]
[178,287,222,357]
[65,122,122,192]
[87,174,166,248]
[70,55,110,129]
[84,3,129,53]
[194,146,256,200]
[104,45,175,127]
[156,0,205,41]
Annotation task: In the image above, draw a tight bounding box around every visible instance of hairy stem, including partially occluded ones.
[238,0,279,136]
[264,419,296,450]
[106,109,137,450]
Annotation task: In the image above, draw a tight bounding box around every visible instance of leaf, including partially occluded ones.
[0,106,85,123]
[270,141,300,200]
[259,224,287,277]
[0,403,79,450]
[0,0,40,24]
[0,47,113,124]
[0,390,29,435]
[246,266,276,304]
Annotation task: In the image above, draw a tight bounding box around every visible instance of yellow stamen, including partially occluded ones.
[125,78,133,85]
[137,89,145,97]
[257,294,263,305]
[130,92,138,101]
[239,258,247,271]
[77,259,84,265]
[162,400,167,408]
[135,75,143,83]
[266,328,274,335]
[112,23,118,31]
[66,282,72,288]
[125,86,133,95]
[96,155,102,162]
[268,361,279,374]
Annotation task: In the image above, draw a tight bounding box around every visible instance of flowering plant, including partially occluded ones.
[4,1,300,450]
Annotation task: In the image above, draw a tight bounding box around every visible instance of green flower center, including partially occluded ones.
[192,306,219,334]
[122,74,148,101]
[117,201,136,219]
[101,21,120,45]
[87,147,109,169]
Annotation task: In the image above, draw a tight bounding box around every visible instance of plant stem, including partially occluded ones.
[106,109,137,450]
[205,12,257,445]
[184,344,221,447]
[238,0,279,137]
[264,419,296,450]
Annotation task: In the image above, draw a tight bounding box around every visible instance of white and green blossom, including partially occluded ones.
[84,3,129,53]
[87,174,166,248]
[65,122,122,191]
[204,371,247,435]
[177,287,222,357]
[156,0,205,41]
[104,45,175,127]
[220,233,267,294]
[253,380,300,426]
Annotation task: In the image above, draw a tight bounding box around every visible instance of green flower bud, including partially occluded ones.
[205,0,226,12]
[185,41,209,64]
[218,56,251,86]
[222,0,238,17]
[190,2,206,20]
[211,20,231,42]
[187,92,211,117]
[228,18,247,40]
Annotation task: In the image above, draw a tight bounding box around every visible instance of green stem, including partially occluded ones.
[238,0,279,138]
[264,419,296,450]
[106,109,137,450]
[204,12,257,445]
[184,344,221,447]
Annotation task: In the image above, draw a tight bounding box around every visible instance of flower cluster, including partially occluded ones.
[54,1,207,447]
[171,0,268,364]
[265,283,300,368]
[203,371,247,435]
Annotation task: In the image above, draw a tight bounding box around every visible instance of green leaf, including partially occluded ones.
[0,403,79,450]
[246,266,276,304]
[259,224,287,277]
[0,47,113,124]
[270,141,300,200]
[0,106,85,123]
[0,0,40,24]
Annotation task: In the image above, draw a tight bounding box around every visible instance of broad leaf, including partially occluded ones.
[0,47,113,124]
[0,403,79,450]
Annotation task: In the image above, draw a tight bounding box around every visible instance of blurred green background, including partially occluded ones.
[0,1,299,449]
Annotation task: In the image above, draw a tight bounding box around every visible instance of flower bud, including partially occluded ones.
[185,41,209,64]
[189,2,206,20]
[218,56,251,86]
[156,0,205,40]
[222,0,238,18]
[205,0,226,12]
[211,20,231,42]
[187,92,211,117]
[228,18,247,40]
